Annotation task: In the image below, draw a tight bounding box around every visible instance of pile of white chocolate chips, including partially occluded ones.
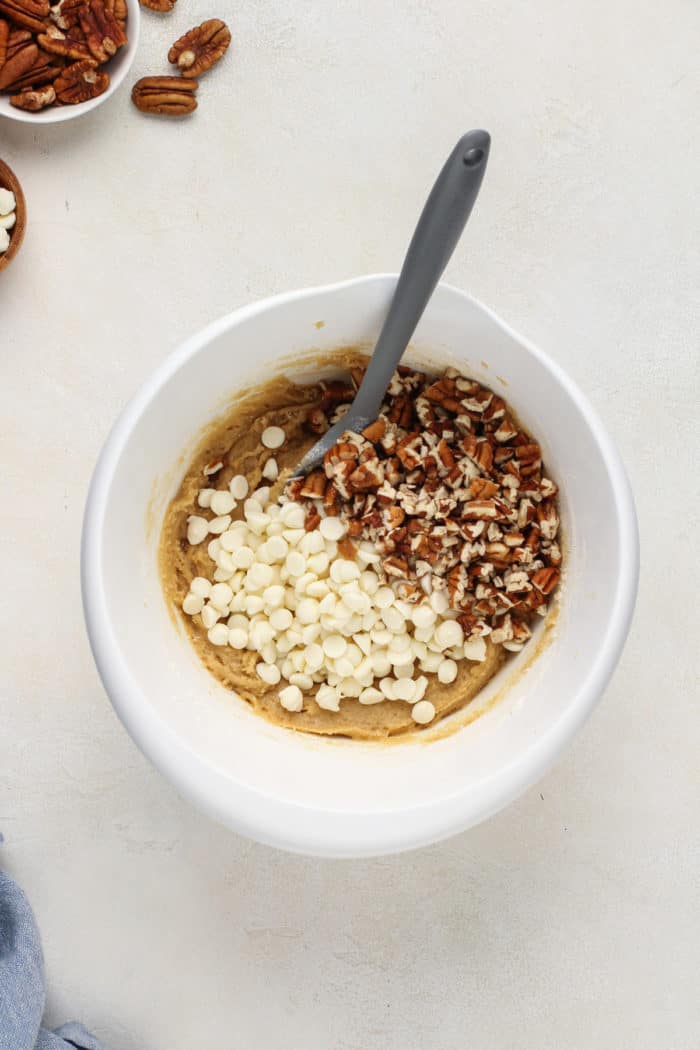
[179,366,562,726]
[0,188,17,255]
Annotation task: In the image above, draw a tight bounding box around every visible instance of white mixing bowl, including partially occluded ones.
[81,275,639,857]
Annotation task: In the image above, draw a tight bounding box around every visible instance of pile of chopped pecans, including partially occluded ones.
[289,364,561,654]
[177,366,562,727]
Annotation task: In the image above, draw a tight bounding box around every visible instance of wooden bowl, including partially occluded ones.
[0,159,26,273]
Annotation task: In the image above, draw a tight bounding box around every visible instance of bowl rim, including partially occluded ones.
[0,0,140,125]
[81,274,640,857]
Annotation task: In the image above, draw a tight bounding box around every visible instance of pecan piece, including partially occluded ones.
[305,407,328,435]
[531,567,560,595]
[10,82,55,107]
[3,51,62,91]
[0,39,37,89]
[139,0,175,10]
[168,18,230,78]
[298,470,325,499]
[79,0,126,62]
[361,417,386,443]
[0,0,49,33]
[39,23,91,60]
[0,19,9,70]
[54,57,108,102]
[131,74,198,115]
[50,0,84,29]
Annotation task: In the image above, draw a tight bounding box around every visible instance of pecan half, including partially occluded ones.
[54,57,108,102]
[139,0,175,10]
[0,19,9,70]
[10,81,54,107]
[168,18,230,78]
[3,50,61,90]
[39,22,91,60]
[49,0,84,29]
[131,74,198,115]
[78,0,125,62]
[0,38,37,89]
[0,0,49,33]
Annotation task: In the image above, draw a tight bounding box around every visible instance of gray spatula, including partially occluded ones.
[294,128,490,477]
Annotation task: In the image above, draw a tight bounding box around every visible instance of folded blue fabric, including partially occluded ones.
[0,850,106,1050]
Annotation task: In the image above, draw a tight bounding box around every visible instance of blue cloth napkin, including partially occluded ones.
[1,849,106,1050]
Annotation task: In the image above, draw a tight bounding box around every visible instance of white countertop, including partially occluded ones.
[2,1,698,1047]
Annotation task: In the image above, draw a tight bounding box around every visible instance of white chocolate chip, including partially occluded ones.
[186,515,209,545]
[256,662,281,686]
[359,686,384,705]
[207,623,230,646]
[319,516,346,541]
[229,474,249,500]
[262,426,285,449]
[437,658,458,684]
[463,637,487,662]
[182,593,203,615]
[0,188,16,215]
[190,576,212,598]
[262,457,279,481]
[228,628,248,649]
[210,490,236,516]
[316,684,341,711]
[411,700,436,725]
[197,488,215,508]
[279,684,303,711]
[208,514,232,535]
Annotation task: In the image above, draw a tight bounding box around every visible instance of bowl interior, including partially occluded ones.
[84,277,637,855]
[0,159,26,271]
[0,0,139,125]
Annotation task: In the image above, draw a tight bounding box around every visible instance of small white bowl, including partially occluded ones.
[82,275,639,857]
[0,0,139,124]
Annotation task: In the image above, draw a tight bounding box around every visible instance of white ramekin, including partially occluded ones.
[81,275,639,857]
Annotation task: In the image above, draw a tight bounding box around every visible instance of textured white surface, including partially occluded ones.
[1,0,698,1046]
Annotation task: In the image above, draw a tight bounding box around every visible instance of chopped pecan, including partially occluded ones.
[536,499,559,540]
[168,17,230,78]
[461,500,499,520]
[469,477,499,500]
[304,506,321,532]
[78,0,126,62]
[348,460,384,491]
[494,415,519,443]
[10,81,54,106]
[383,555,409,577]
[298,470,325,499]
[139,0,176,10]
[305,407,328,435]
[531,567,560,595]
[54,57,107,102]
[323,480,338,513]
[131,74,198,115]
[318,380,354,412]
[337,536,357,560]
[361,417,386,443]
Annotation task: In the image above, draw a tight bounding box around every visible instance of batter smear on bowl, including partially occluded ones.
[160,352,562,739]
